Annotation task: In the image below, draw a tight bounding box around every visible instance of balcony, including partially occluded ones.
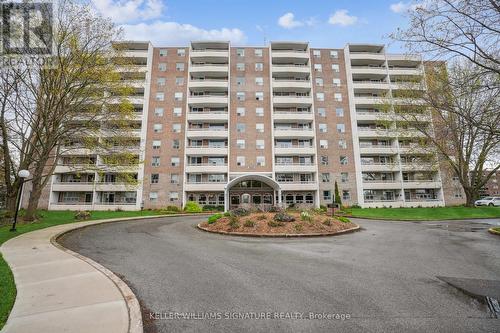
[95,182,139,191]
[272,64,310,74]
[271,50,309,60]
[184,182,226,191]
[362,180,401,190]
[190,64,228,73]
[350,66,387,75]
[188,95,228,106]
[278,181,318,191]
[402,180,442,189]
[388,66,422,76]
[189,79,228,89]
[190,49,229,58]
[349,52,386,61]
[186,128,228,138]
[355,111,389,121]
[187,111,228,121]
[273,128,314,138]
[273,95,313,106]
[273,111,314,121]
[400,162,437,171]
[272,79,311,89]
[185,163,227,173]
[360,163,399,172]
[185,146,228,156]
[359,145,398,155]
[274,145,316,155]
[122,50,148,58]
[354,95,386,105]
[275,163,316,173]
[353,81,390,90]
[52,182,94,192]
[357,127,394,138]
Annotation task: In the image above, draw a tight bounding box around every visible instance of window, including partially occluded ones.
[237,139,245,149]
[323,190,331,200]
[332,64,340,72]
[341,172,348,183]
[313,50,321,58]
[319,123,327,133]
[171,157,180,166]
[176,63,184,71]
[157,77,166,86]
[236,77,245,85]
[338,139,347,149]
[155,92,164,101]
[256,123,264,132]
[151,174,159,184]
[314,64,322,72]
[175,77,184,85]
[321,156,329,165]
[340,156,348,165]
[320,140,328,149]
[152,156,160,167]
[172,139,180,149]
[237,48,245,57]
[236,63,245,71]
[255,63,263,71]
[153,124,162,133]
[255,92,264,101]
[171,174,179,184]
[172,123,181,133]
[174,92,183,101]
[236,107,245,116]
[255,49,263,57]
[236,123,245,132]
[256,140,264,149]
[322,173,330,183]
[173,107,182,117]
[149,192,158,202]
[317,108,326,117]
[342,190,350,201]
[255,77,264,85]
[237,92,245,101]
[159,49,167,56]
[316,92,325,101]
[169,192,179,201]
[154,107,164,116]
[334,93,342,102]
[152,140,161,149]
[332,78,341,87]
[337,124,345,133]
[256,107,264,117]
[158,63,166,71]
[336,108,344,117]
[315,78,324,86]
[237,156,245,166]
[177,48,185,56]
[257,156,265,166]
[330,50,338,58]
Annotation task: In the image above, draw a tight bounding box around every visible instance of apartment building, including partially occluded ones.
[38,40,464,211]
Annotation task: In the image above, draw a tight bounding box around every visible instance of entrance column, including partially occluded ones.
[278,189,282,207]
[224,187,229,212]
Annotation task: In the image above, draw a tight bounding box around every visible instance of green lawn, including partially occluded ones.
[0,210,164,329]
[348,206,500,221]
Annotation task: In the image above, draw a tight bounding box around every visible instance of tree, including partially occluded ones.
[334,181,342,207]
[390,0,500,75]
[0,0,138,220]
[388,60,499,206]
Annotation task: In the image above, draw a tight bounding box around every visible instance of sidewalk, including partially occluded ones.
[0,218,147,333]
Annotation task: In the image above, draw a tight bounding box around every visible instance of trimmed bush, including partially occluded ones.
[243,220,256,228]
[207,213,223,224]
[165,205,180,212]
[74,211,91,220]
[223,211,231,217]
[228,215,240,229]
[274,212,295,222]
[184,201,202,213]
[268,220,285,227]
[230,207,250,217]
[202,205,224,212]
[337,216,351,223]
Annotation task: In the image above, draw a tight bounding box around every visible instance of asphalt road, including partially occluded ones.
[59,216,500,333]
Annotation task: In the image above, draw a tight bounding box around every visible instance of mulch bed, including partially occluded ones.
[200,212,357,235]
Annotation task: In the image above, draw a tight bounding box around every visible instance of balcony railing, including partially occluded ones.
[274,127,312,131]
[277,180,316,184]
[191,49,228,53]
[187,163,227,166]
[187,127,227,131]
[187,145,227,148]
[186,181,226,184]
[191,63,228,67]
[275,145,314,149]
[275,162,314,166]
[273,64,308,67]
[362,179,398,183]
[359,143,394,148]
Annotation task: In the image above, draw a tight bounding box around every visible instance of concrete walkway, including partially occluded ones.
[0,217,151,333]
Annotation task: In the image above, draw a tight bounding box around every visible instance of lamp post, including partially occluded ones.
[10,170,30,232]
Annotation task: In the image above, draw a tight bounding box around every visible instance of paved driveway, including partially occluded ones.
[59,216,500,333]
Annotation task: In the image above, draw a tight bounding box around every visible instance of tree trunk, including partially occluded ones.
[24,180,43,221]
[463,187,476,207]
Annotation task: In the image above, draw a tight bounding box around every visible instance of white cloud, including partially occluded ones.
[278,12,304,29]
[328,10,358,26]
[390,1,427,13]
[91,0,164,24]
[122,21,246,45]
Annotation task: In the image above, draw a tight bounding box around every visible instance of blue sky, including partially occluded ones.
[91,0,416,51]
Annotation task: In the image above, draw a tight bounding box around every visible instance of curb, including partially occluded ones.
[488,227,500,236]
[346,215,500,222]
[197,223,361,238]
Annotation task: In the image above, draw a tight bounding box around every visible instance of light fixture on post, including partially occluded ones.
[10,169,30,232]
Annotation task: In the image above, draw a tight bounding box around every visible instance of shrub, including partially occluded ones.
[165,205,180,212]
[207,213,223,224]
[202,205,224,212]
[230,207,250,217]
[294,224,303,232]
[268,220,284,227]
[350,204,361,209]
[323,218,332,226]
[115,207,123,212]
[274,212,295,222]
[319,205,327,212]
[268,206,281,212]
[74,211,91,220]
[184,201,202,213]
[223,211,231,217]
[243,220,255,228]
[300,211,312,222]
[257,214,267,221]
[337,216,351,224]
[228,215,240,229]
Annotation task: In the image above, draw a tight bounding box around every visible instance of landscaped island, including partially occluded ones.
[199,208,359,236]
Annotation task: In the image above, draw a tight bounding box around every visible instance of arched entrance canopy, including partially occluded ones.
[224,174,282,211]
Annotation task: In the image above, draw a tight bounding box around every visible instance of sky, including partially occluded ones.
[90,0,417,52]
